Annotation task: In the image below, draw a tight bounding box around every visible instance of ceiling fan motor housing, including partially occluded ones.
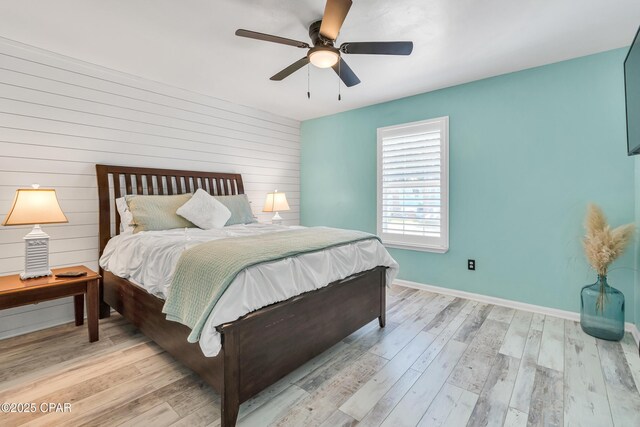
[309,20,332,46]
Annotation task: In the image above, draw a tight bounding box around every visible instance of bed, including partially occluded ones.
[96,164,393,426]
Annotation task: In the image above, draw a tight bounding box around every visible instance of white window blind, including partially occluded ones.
[377,117,449,252]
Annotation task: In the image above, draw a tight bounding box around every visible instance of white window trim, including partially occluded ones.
[376,116,449,253]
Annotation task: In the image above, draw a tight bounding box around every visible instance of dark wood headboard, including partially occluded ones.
[96,164,244,256]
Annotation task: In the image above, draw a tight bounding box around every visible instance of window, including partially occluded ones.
[377,116,449,253]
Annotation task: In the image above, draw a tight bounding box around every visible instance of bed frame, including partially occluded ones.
[96,164,386,426]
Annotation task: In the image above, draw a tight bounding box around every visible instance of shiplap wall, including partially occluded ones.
[0,38,300,339]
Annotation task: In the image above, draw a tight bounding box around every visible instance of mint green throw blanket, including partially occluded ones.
[162,227,380,343]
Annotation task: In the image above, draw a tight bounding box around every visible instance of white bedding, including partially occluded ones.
[99,223,399,356]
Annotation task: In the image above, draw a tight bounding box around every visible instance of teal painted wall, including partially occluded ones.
[301,48,637,321]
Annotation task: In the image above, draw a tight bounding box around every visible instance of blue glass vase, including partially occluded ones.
[580,275,625,341]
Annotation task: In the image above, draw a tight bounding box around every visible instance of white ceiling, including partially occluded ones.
[1,0,639,121]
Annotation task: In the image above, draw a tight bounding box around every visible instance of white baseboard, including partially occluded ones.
[632,325,640,350]
[395,279,640,349]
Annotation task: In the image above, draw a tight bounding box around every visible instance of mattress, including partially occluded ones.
[99,223,399,356]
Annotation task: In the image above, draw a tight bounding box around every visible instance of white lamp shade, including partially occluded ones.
[2,188,68,226]
[263,191,290,213]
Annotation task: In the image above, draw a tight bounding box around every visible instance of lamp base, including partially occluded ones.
[271,211,283,225]
[20,270,52,280]
[20,225,52,281]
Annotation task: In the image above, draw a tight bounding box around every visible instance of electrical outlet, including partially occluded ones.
[468,259,476,270]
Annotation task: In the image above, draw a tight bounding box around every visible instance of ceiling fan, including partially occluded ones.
[235,0,414,87]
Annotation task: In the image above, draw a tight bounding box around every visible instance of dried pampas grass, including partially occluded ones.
[583,204,634,276]
[583,204,635,311]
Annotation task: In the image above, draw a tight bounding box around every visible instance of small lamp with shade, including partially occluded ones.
[2,185,68,279]
[263,190,290,224]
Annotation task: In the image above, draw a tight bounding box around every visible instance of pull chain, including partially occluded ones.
[307,64,311,99]
[338,59,342,101]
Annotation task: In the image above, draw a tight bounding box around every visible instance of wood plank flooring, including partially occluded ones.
[1,285,639,426]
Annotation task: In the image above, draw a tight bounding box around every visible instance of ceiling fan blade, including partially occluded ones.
[332,58,360,87]
[319,0,352,41]
[235,29,309,48]
[270,57,310,81]
[340,41,414,55]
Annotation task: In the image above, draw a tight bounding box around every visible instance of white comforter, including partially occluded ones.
[99,223,399,356]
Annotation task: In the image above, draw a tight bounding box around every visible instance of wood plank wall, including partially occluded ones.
[0,37,300,339]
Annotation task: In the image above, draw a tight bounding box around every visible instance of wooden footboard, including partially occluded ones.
[102,266,386,426]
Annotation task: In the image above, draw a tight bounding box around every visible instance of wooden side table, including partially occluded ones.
[0,265,101,342]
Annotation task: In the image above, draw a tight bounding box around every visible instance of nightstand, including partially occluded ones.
[0,265,101,342]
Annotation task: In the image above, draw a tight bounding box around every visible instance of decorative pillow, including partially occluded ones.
[126,193,195,233]
[176,189,231,229]
[214,194,257,226]
[115,197,135,234]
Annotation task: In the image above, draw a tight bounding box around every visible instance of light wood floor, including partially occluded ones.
[2,285,640,427]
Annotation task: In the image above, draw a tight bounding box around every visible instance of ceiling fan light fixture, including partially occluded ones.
[236,0,413,86]
[309,48,339,68]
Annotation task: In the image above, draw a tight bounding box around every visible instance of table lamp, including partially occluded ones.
[2,185,68,279]
[263,190,290,224]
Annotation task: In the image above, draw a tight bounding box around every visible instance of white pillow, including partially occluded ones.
[115,197,135,234]
[177,189,232,229]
